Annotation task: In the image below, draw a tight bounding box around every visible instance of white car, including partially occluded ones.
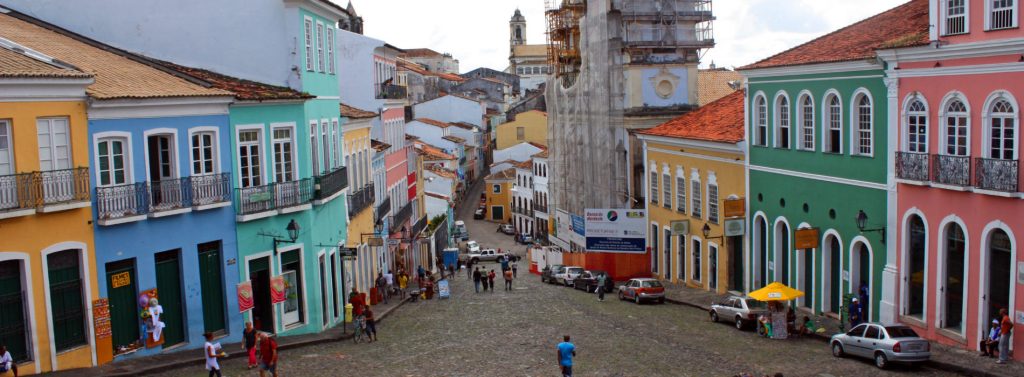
[464,240,480,254]
[555,266,584,286]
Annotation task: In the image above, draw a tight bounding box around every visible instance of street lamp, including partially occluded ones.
[702,223,724,241]
[259,219,300,255]
[855,210,886,244]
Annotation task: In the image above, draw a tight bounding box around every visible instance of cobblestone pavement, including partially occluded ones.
[153,182,960,377]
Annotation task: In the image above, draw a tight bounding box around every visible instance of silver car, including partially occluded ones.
[830,323,931,369]
[709,296,769,330]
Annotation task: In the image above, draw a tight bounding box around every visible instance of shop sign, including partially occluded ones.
[724,219,745,236]
[670,220,689,235]
[368,237,384,247]
[584,208,647,253]
[724,198,745,218]
[237,281,254,313]
[93,299,111,340]
[270,275,287,304]
[794,228,820,249]
[110,271,131,288]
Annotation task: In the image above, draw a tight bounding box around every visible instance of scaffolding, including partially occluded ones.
[617,0,715,59]
[545,0,586,88]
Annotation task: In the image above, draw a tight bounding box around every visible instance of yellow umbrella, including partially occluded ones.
[749,282,805,301]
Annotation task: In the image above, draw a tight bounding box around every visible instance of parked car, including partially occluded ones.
[541,264,565,284]
[572,270,615,293]
[830,323,930,369]
[461,248,507,264]
[454,220,469,241]
[709,296,769,330]
[461,240,480,254]
[515,233,534,244]
[555,266,584,286]
[618,278,665,304]
[474,208,485,219]
[499,224,515,235]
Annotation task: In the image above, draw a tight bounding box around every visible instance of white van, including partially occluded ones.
[454,220,468,240]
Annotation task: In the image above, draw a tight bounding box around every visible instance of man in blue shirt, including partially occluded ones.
[557,335,576,377]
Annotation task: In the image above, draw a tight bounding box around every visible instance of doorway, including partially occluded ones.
[985,229,1012,325]
[248,257,274,333]
[775,221,790,284]
[106,259,139,351]
[799,249,813,309]
[851,241,872,322]
[319,254,329,327]
[708,244,718,291]
[729,236,743,292]
[942,223,966,332]
[824,235,841,314]
[198,242,226,334]
[663,228,672,280]
[755,217,767,288]
[154,250,185,346]
[0,260,29,362]
[147,134,177,210]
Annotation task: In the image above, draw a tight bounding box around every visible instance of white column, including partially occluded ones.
[880,77,900,325]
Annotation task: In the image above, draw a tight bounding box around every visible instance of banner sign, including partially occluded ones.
[438,279,450,299]
[795,228,820,249]
[724,198,745,218]
[270,275,287,304]
[93,299,111,340]
[237,281,254,313]
[724,219,745,237]
[584,208,647,253]
[571,214,585,236]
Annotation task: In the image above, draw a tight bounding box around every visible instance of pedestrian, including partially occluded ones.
[488,269,496,292]
[258,333,278,377]
[557,335,576,377]
[848,298,863,327]
[596,273,606,301]
[504,268,513,291]
[473,267,482,293]
[376,272,387,304]
[399,272,409,292]
[512,259,518,278]
[997,308,1013,364]
[242,322,258,369]
[203,332,224,377]
[364,306,378,342]
[981,319,1001,357]
[0,345,18,377]
[448,263,456,279]
[417,265,426,281]
[384,270,394,299]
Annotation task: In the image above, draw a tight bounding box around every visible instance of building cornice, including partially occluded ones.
[0,77,92,102]
[636,133,745,155]
[877,38,1024,63]
[741,60,881,79]
[886,61,1024,78]
[88,96,233,120]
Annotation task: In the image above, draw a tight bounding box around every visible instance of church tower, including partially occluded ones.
[510,8,526,47]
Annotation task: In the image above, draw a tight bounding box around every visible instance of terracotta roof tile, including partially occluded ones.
[426,166,457,179]
[153,60,312,101]
[397,59,429,75]
[415,141,456,160]
[697,69,741,106]
[425,192,451,200]
[532,150,549,158]
[741,0,929,70]
[402,48,442,58]
[415,118,451,128]
[432,72,466,82]
[527,141,548,150]
[0,44,91,78]
[639,90,745,144]
[513,160,533,169]
[443,135,466,143]
[0,9,231,100]
[485,168,517,181]
[340,103,377,119]
[450,122,476,130]
[371,139,391,152]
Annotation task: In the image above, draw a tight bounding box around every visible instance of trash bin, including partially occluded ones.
[344,304,353,323]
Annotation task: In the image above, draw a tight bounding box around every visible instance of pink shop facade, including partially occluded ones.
[879,0,1024,359]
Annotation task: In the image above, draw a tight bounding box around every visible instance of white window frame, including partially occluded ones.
[0,119,12,175]
[93,132,133,187]
[982,91,1020,160]
[304,17,314,71]
[690,168,702,219]
[649,162,659,205]
[707,172,719,225]
[903,95,930,153]
[675,166,686,213]
[774,92,791,149]
[943,0,970,35]
[309,120,320,176]
[691,235,703,282]
[940,92,972,157]
[661,164,671,208]
[331,119,341,169]
[188,126,220,176]
[754,93,768,147]
[851,89,874,157]
[142,128,180,182]
[37,117,72,172]
[272,123,297,183]
[797,91,815,151]
[316,21,325,72]
[235,126,265,188]
[822,91,843,154]
[985,0,1019,30]
[327,28,336,75]
[321,120,330,173]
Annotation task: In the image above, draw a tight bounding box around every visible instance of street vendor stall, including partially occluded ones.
[748,282,804,339]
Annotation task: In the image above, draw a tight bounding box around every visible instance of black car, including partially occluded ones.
[541,264,564,284]
[572,270,615,293]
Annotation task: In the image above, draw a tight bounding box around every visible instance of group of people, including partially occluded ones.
[203,322,278,377]
[470,253,519,292]
[349,289,379,342]
[980,308,1014,364]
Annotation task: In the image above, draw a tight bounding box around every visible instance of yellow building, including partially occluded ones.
[483,168,515,223]
[495,110,547,150]
[637,91,747,294]
[341,104,377,293]
[0,47,101,373]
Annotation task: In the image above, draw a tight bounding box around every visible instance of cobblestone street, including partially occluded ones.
[149,184,960,377]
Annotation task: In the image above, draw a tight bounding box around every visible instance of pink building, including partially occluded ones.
[880,0,1022,360]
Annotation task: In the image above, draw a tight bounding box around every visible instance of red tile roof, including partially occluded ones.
[155,60,313,101]
[639,90,745,144]
[371,139,391,152]
[485,168,517,181]
[415,141,456,160]
[443,135,466,144]
[532,150,549,158]
[450,122,476,130]
[432,72,466,82]
[403,48,442,58]
[426,166,457,179]
[340,103,376,119]
[415,118,451,128]
[741,0,929,70]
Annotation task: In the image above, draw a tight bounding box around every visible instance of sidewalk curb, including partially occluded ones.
[100,296,411,377]
[664,296,1012,377]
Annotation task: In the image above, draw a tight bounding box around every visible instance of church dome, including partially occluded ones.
[511,8,526,22]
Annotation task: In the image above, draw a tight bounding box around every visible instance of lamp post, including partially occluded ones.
[855,210,886,244]
[701,223,724,242]
[259,219,300,255]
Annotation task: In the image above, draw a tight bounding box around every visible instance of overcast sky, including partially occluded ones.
[349,0,907,72]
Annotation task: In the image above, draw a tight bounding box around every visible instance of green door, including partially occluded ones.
[0,260,28,362]
[154,250,185,346]
[197,242,226,334]
[106,259,139,350]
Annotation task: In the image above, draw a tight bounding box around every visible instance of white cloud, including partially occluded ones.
[348,0,908,72]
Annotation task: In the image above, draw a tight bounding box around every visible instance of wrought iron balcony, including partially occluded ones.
[375,195,391,223]
[975,158,1019,192]
[347,184,374,215]
[0,172,35,215]
[375,83,407,100]
[623,24,715,48]
[150,178,190,213]
[931,154,971,187]
[314,166,348,202]
[513,206,532,216]
[95,182,148,221]
[391,201,413,229]
[533,203,548,214]
[37,167,90,207]
[190,173,232,207]
[235,178,313,216]
[896,152,930,181]
[411,214,427,237]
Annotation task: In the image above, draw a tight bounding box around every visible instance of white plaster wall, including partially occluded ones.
[413,96,485,128]
[424,171,454,197]
[425,195,449,219]
[494,143,542,163]
[338,29,387,112]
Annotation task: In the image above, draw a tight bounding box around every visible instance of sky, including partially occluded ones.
[348,0,908,72]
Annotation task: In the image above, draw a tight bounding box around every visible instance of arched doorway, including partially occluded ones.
[906,215,926,319]
[984,229,1012,325]
[850,241,872,321]
[798,246,813,309]
[754,216,767,288]
[775,221,790,284]
[941,223,966,332]
[823,234,841,314]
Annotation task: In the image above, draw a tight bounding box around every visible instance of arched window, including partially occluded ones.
[942,223,966,332]
[776,95,790,149]
[775,221,790,284]
[755,217,768,287]
[988,99,1016,160]
[824,93,842,154]
[799,94,815,150]
[944,99,969,156]
[854,94,873,155]
[906,215,926,318]
[755,95,767,146]
[906,99,928,153]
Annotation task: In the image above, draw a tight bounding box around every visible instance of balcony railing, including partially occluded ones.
[391,201,413,230]
[976,158,1019,192]
[513,206,532,216]
[375,84,407,100]
[191,173,232,207]
[0,172,35,213]
[150,178,190,213]
[314,166,348,202]
[614,0,713,17]
[623,24,714,48]
[411,214,427,237]
[896,152,930,181]
[235,179,313,216]
[533,203,548,214]
[96,182,148,220]
[375,195,391,223]
[932,155,972,187]
[347,184,374,215]
[38,167,90,206]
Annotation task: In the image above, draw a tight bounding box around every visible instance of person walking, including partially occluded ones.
[511,259,519,278]
[0,345,18,377]
[596,273,607,301]
[242,322,258,369]
[364,306,378,342]
[997,308,1013,364]
[375,272,387,304]
[848,298,863,327]
[557,335,576,377]
[384,270,394,300]
[488,269,496,293]
[258,333,278,377]
[504,268,514,291]
[473,267,482,293]
[204,332,224,377]
[466,259,474,280]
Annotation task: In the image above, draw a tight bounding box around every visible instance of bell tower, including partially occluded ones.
[510,8,526,47]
